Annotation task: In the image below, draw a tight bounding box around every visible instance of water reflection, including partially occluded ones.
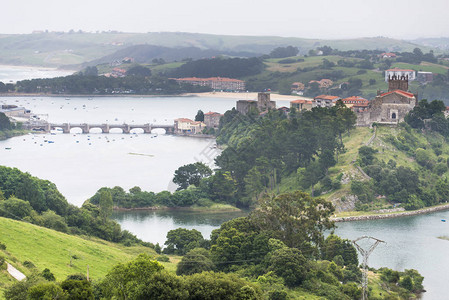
[112,209,248,246]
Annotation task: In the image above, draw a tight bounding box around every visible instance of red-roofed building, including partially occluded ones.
[204,111,223,128]
[365,90,416,124]
[173,77,245,91]
[385,68,416,82]
[380,53,397,59]
[342,96,369,112]
[309,79,334,89]
[313,95,341,108]
[290,99,314,111]
[174,118,205,134]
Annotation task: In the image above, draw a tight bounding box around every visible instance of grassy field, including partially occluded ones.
[0,217,176,294]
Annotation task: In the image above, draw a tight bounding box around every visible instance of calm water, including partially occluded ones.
[0,96,239,205]
[0,94,447,298]
[112,209,249,247]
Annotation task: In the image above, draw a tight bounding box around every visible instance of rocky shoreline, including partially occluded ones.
[332,203,449,222]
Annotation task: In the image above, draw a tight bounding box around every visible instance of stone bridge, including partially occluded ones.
[26,123,175,134]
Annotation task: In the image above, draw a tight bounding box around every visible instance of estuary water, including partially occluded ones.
[0,94,447,298]
[0,65,74,83]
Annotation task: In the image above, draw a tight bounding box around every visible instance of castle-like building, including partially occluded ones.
[356,75,417,126]
[236,92,276,115]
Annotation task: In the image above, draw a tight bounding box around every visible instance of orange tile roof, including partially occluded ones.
[291,99,313,104]
[315,95,340,100]
[379,90,415,98]
[204,111,222,115]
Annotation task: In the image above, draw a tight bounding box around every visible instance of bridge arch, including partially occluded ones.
[151,128,167,134]
[89,127,103,134]
[130,128,144,134]
[109,128,124,134]
[69,127,83,134]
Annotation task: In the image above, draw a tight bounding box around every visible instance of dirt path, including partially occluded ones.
[6,263,26,281]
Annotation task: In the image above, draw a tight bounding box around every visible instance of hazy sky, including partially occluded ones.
[3,0,449,39]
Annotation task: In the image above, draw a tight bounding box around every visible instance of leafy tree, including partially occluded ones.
[0,112,12,130]
[269,46,299,58]
[358,146,377,166]
[99,190,113,221]
[27,282,66,300]
[250,191,335,254]
[321,235,358,266]
[100,254,187,299]
[268,246,309,287]
[0,197,33,219]
[61,277,94,299]
[163,228,204,255]
[41,268,56,281]
[195,109,204,122]
[82,66,98,76]
[176,248,215,275]
[173,162,212,190]
[185,271,262,299]
[126,65,152,77]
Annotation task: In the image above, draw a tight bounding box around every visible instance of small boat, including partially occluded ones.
[442,219,446,222]
[4,147,11,150]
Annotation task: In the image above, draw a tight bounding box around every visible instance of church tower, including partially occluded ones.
[388,74,409,92]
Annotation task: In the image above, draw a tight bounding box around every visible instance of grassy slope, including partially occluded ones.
[0,217,178,294]
[279,125,449,215]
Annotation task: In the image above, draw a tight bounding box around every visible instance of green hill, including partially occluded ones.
[0,217,172,297]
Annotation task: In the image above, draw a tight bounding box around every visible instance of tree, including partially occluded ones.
[0,112,11,130]
[61,277,94,299]
[269,46,299,58]
[250,191,335,254]
[27,282,66,300]
[82,66,98,76]
[172,162,212,190]
[195,110,204,122]
[100,254,186,299]
[185,271,262,299]
[99,190,113,221]
[163,228,204,255]
[41,268,56,281]
[269,246,309,287]
[126,65,152,77]
[176,248,215,275]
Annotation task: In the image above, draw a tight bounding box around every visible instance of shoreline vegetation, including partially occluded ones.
[333,202,449,222]
[112,203,241,212]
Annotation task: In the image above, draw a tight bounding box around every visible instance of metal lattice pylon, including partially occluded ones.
[352,236,385,300]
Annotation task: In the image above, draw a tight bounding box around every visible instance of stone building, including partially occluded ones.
[355,76,416,126]
[203,111,223,128]
[236,92,276,115]
[290,99,314,112]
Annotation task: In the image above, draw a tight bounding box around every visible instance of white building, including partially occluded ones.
[385,68,416,82]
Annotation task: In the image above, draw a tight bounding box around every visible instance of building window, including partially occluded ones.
[391,112,397,119]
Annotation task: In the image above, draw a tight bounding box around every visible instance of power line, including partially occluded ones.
[352,236,385,300]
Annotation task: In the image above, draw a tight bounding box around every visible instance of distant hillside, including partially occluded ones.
[412,37,449,52]
[0,32,438,68]
[81,44,261,68]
